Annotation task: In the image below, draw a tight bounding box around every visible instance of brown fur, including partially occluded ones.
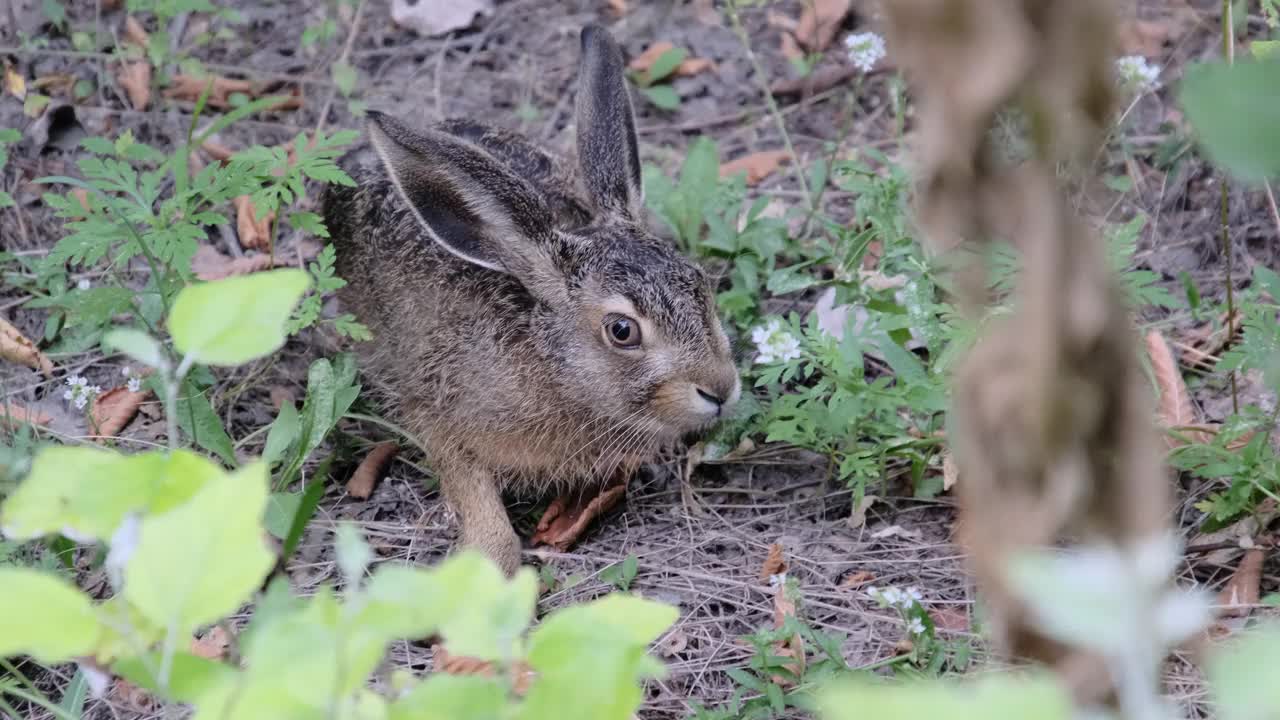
[323,25,740,574]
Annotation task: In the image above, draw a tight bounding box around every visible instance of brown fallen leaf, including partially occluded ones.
[693,0,720,25]
[3,60,25,99]
[627,41,717,79]
[760,542,787,582]
[434,644,536,695]
[930,606,971,634]
[233,195,274,252]
[190,246,274,281]
[660,630,689,657]
[607,0,628,15]
[91,385,151,439]
[0,403,53,429]
[1146,331,1211,448]
[795,0,852,52]
[1215,547,1263,619]
[770,569,805,685]
[123,16,150,49]
[840,570,876,589]
[779,31,805,63]
[531,473,627,550]
[117,61,151,110]
[0,316,54,377]
[164,73,253,110]
[347,441,398,500]
[942,451,959,492]
[71,188,92,214]
[720,150,791,186]
[201,140,236,162]
[189,626,230,660]
[1179,310,1241,370]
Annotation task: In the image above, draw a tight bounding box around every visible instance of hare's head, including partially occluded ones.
[366,24,739,441]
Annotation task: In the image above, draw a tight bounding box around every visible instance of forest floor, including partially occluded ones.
[2,0,1278,718]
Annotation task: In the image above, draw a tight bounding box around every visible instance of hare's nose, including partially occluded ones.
[695,386,725,413]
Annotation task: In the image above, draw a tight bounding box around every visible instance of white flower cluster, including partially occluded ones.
[63,375,102,410]
[1115,55,1161,94]
[867,585,924,610]
[751,319,801,365]
[845,32,886,73]
[122,366,142,393]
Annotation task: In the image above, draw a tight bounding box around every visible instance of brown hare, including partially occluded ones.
[324,24,741,575]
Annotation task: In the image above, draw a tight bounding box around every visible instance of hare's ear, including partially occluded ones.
[575,24,643,221]
[366,111,565,300]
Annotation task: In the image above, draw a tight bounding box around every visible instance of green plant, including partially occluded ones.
[599,554,638,592]
[627,45,688,110]
[0,271,678,719]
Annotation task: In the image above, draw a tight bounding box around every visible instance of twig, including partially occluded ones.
[1221,0,1239,413]
[314,0,367,136]
[724,1,812,212]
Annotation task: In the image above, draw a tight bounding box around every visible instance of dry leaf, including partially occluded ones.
[719,150,791,186]
[531,473,627,550]
[779,31,804,63]
[164,74,253,109]
[767,10,799,32]
[0,316,54,377]
[0,403,53,429]
[795,0,852,52]
[392,0,494,36]
[201,140,236,162]
[234,195,274,252]
[117,61,151,110]
[840,570,876,588]
[123,16,150,49]
[269,386,296,411]
[1179,310,1241,370]
[627,41,717,78]
[770,575,805,685]
[660,630,688,657]
[942,451,959,491]
[870,524,922,541]
[930,606,971,634]
[1215,547,1263,618]
[71,188,91,213]
[607,0,628,15]
[693,0,720,25]
[846,493,879,529]
[434,644,536,694]
[348,442,398,499]
[92,386,151,439]
[1146,331,1211,447]
[190,246,273,281]
[189,626,230,660]
[3,60,25,99]
[759,543,787,581]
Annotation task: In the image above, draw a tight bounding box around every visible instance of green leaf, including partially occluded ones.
[263,491,302,540]
[331,61,357,97]
[818,673,1072,720]
[281,474,328,561]
[114,651,237,705]
[1208,622,1280,720]
[1180,60,1280,182]
[286,211,329,237]
[640,84,681,110]
[263,400,300,466]
[58,668,90,718]
[125,462,274,635]
[175,380,237,465]
[520,594,677,720]
[80,137,116,155]
[1250,40,1280,61]
[388,674,507,720]
[0,568,101,663]
[103,328,167,369]
[169,269,311,366]
[0,447,220,541]
[646,47,689,84]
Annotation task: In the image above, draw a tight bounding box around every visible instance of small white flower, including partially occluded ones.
[76,278,91,291]
[769,572,787,588]
[105,514,141,591]
[844,32,886,73]
[907,616,927,636]
[62,374,101,409]
[751,319,802,365]
[127,377,142,393]
[905,587,923,604]
[1115,55,1161,94]
[121,366,132,377]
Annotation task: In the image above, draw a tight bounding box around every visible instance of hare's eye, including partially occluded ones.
[603,314,642,349]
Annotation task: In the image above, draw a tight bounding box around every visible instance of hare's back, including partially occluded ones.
[435,118,592,229]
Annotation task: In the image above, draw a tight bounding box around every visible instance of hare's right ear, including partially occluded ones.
[366,111,566,302]
[575,24,643,221]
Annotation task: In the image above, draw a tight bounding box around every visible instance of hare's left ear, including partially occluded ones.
[575,24,643,221]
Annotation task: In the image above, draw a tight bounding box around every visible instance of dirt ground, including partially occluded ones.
[2,0,1278,718]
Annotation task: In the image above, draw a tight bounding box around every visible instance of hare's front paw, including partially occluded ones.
[464,522,522,577]
[442,464,524,576]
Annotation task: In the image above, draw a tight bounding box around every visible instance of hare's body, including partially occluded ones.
[325,25,740,574]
